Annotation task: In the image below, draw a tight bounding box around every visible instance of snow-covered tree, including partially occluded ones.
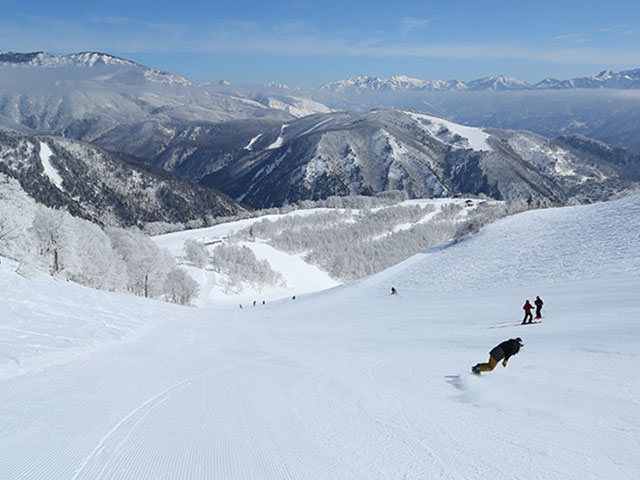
[106,228,176,299]
[212,243,285,293]
[163,267,200,306]
[64,220,127,291]
[184,238,210,268]
[30,206,68,275]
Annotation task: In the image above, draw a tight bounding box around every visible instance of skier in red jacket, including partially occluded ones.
[522,300,534,324]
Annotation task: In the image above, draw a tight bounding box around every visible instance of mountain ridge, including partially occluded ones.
[319,69,640,92]
[201,109,640,208]
[0,128,246,227]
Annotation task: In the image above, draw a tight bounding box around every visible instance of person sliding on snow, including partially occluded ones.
[534,296,544,319]
[472,338,523,374]
[522,300,534,324]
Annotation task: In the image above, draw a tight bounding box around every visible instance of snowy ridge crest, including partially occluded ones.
[0,50,192,86]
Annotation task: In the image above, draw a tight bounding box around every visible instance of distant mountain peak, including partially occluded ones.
[64,51,139,67]
[265,81,291,89]
[596,69,616,79]
[0,50,192,86]
[467,75,532,90]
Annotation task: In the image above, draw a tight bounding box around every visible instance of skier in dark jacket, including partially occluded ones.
[472,338,523,374]
[534,296,544,319]
[522,300,534,324]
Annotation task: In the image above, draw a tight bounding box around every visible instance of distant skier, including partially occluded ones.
[534,296,544,319]
[472,337,523,374]
[522,300,534,324]
[391,287,398,295]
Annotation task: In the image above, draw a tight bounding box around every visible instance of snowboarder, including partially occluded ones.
[391,287,397,295]
[534,296,544,319]
[472,337,524,374]
[522,300,534,324]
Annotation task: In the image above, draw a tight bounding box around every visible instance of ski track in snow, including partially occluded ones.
[2,194,640,479]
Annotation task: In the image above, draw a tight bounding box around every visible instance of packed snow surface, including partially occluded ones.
[2,195,640,479]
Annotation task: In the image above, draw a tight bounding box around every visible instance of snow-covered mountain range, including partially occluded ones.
[2,49,640,213]
[318,69,640,92]
[0,50,328,121]
[0,51,333,182]
[311,69,640,156]
[0,128,244,227]
[202,109,640,208]
[319,74,531,92]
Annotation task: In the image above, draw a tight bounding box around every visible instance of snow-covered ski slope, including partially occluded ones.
[2,194,640,479]
[153,208,343,306]
[153,199,474,307]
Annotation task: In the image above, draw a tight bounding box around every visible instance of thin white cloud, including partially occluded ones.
[401,17,429,34]
[596,25,638,36]
[597,25,626,33]
[271,19,317,34]
[552,33,588,41]
[221,19,260,31]
[89,15,167,29]
[400,11,457,34]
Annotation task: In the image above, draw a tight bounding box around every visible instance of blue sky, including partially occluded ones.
[2,0,640,86]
